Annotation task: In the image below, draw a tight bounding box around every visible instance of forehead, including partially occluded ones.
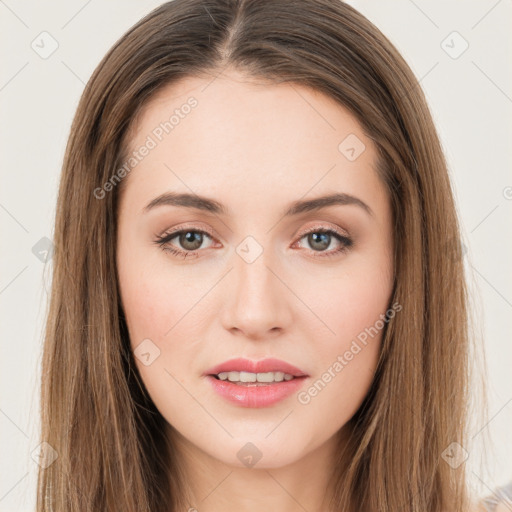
[120,70,385,215]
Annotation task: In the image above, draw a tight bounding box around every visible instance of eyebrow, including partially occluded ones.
[143,191,374,218]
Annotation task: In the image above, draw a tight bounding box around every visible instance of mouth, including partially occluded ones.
[202,357,309,407]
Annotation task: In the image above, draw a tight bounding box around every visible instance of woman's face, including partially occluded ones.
[116,69,394,469]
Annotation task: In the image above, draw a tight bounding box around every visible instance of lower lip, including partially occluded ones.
[205,375,308,408]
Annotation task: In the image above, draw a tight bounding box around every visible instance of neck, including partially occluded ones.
[166,424,353,512]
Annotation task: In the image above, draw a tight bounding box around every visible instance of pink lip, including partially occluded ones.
[203,357,308,377]
[203,357,309,408]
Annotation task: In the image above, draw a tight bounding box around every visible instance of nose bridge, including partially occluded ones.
[221,234,292,336]
[236,240,274,298]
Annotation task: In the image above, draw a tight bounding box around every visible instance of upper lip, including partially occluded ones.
[204,357,308,377]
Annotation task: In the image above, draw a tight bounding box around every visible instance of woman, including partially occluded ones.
[37,0,491,510]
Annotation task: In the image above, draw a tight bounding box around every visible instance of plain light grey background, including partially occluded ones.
[1,1,511,510]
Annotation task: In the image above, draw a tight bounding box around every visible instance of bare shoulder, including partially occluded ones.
[495,501,512,512]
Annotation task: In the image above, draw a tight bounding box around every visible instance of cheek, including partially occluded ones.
[118,262,203,417]
[296,341,379,434]
[307,252,393,348]
[296,254,392,420]
[117,249,211,403]
[117,246,203,347]
[120,277,175,344]
[297,301,385,430]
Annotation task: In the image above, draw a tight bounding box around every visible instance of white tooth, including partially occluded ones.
[256,372,275,383]
[240,371,257,382]
[227,371,240,382]
[217,371,295,383]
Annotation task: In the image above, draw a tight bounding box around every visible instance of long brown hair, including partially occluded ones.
[37,1,484,510]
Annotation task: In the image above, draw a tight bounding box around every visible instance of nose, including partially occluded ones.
[220,245,293,340]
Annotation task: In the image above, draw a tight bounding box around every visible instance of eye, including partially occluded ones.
[153,228,215,259]
[154,225,353,260]
[293,227,353,259]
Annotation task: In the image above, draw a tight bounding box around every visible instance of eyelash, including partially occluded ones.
[153,225,353,260]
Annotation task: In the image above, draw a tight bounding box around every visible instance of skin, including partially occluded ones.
[496,501,512,512]
[116,68,394,512]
